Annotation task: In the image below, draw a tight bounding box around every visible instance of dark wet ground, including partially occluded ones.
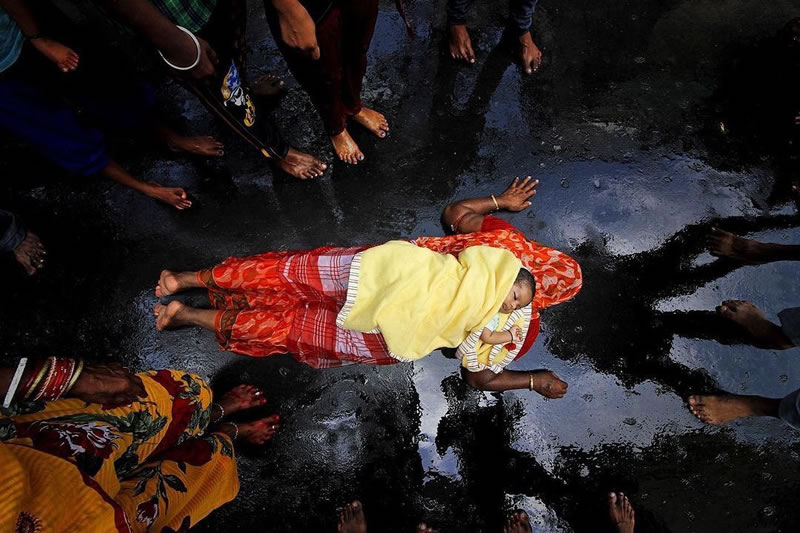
[3,0,800,531]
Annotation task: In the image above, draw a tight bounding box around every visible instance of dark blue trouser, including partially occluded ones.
[446,0,539,36]
[0,210,25,253]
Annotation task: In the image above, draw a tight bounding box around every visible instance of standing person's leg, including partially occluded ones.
[188,0,326,179]
[341,0,389,141]
[508,0,541,75]
[264,2,367,163]
[0,210,45,275]
[447,0,476,63]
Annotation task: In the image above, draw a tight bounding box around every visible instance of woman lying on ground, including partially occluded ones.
[0,357,279,532]
[154,177,582,397]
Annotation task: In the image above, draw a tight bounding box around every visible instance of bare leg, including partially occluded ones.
[153,121,225,157]
[156,269,204,298]
[608,493,635,533]
[338,500,367,533]
[687,394,780,425]
[212,414,281,445]
[449,24,475,63]
[717,300,795,349]
[502,510,531,533]
[154,301,217,331]
[707,227,800,264]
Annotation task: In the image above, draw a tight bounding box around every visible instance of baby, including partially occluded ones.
[479,268,535,346]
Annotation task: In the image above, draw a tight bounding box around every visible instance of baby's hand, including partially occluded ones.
[31,38,79,72]
[510,325,523,343]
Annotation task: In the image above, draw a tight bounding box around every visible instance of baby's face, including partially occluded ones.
[500,282,533,313]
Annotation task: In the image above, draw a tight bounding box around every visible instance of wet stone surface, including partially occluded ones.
[2,0,800,531]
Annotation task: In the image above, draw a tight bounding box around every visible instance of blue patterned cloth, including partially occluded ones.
[0,8,24,73]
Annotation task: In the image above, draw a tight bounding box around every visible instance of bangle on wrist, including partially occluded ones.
[490,194,500,211]
[528,373,534,391]
[158,26,201,71]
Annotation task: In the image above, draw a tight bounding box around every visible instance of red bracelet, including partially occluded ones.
[33,357,58,401]
[41,358,76,401]
[19,359,48,399]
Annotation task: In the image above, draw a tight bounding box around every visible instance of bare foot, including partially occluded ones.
[530,370,568,399]
[338,500,367,533]
[707,228,767,264]
[276,147,328,179]
[449,24,475,63]
[716,300,794,349]
[503,510,532,533]
[156,270,181,298]
[687,394,780,425]
[237,415,281,444]
[154,300,186,330]
[352,108,389,139]
[166,135,224,157]
[331,130,364,164]
[30,38,79,72]
[216,384,267,417]
[517,32,542,75]
[13,232,46,276]
[251,73,285,99]
[416,522,434,533]
[608,493,635,533]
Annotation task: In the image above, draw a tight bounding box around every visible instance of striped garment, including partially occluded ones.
[153,0,217,33]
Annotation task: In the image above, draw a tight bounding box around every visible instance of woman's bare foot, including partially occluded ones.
[530,370,568,399]
[251,73,285,98]
[449,24,475,63]
[13,232,46,276]
[156,270,180,298]
[166,135,225,157]
[338,500,367,533]
[30,38,79,72]
[503,510,532,533]
[608,493,635,533]
[276,147,328,179]
[687,394,780,425]
[216,385,267,418]
[707,228,768,264]
[716,300,794,349]
[352,108,389,139]
[154,300,187,330]
[517,32,542,75]
[237,415,281,444]
[331,130,365,164]
[416,522,434,533]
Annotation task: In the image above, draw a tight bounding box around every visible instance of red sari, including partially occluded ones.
[198,216,582,368]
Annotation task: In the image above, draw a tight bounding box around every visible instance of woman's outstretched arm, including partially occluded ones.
[442,176,539,234]
[461,367,567,398]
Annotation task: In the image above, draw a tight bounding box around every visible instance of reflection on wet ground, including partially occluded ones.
[2,0,800,531]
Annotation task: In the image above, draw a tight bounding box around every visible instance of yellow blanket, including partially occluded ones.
[337,241,522,360]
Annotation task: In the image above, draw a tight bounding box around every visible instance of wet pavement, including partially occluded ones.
[2,0,800,531]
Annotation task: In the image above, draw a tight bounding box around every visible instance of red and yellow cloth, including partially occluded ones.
[0,370,239,533]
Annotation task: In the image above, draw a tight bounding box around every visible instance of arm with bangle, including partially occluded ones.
[442,176,539,234]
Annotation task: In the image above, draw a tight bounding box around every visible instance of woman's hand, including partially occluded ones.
[510,325,523,343]
[68,363,147,408]
[274,0,320,59]
[161,32,218,80]
[30,38,79,72]
[497,176,539,212]
[147,182,193,210]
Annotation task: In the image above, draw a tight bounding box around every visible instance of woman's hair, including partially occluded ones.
[515,268,536,298]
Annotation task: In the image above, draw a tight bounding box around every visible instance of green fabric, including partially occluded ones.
[0,8,24,73]
[152,0,217,33]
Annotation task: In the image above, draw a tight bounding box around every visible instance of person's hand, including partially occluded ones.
[510,325,523,343]
[30,38,79,72]
[276,2,320,59]
[497,176,539,212]
[530,370,567,399]
[190,37,219,79]
[68,363,147,408]
[147,182,192,210]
